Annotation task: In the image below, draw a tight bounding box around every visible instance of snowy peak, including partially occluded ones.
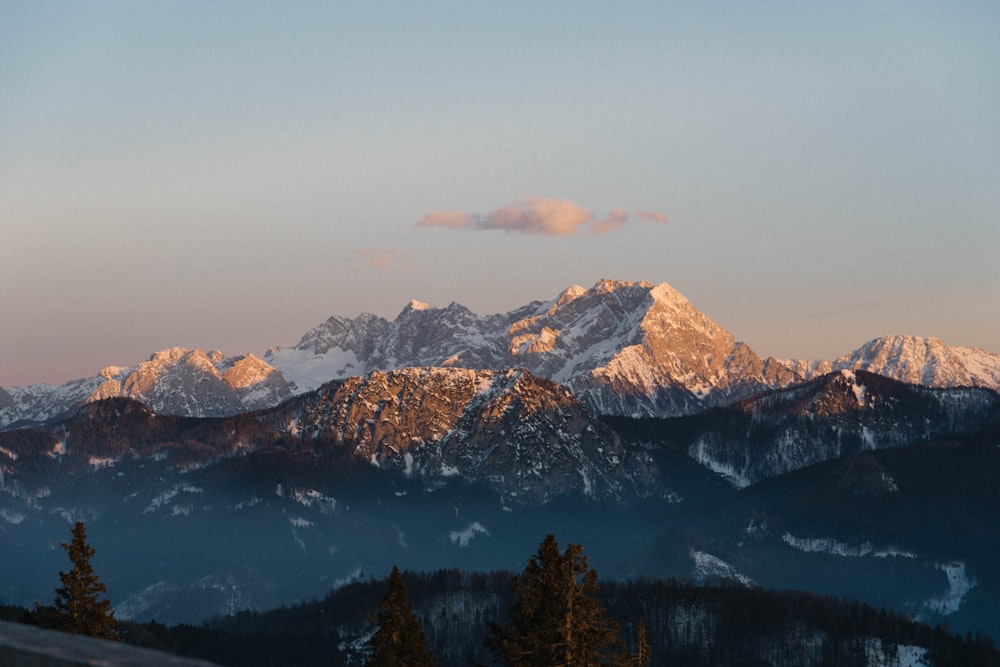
[0,347,297,427]
[833,335,1000,390]
[405,299,430,311]
[5,281,1000,428]
[89,347,295,417]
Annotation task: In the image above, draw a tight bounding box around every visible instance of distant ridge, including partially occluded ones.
[3,280,1000,427]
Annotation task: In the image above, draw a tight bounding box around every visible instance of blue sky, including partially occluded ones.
[2,2,998,386]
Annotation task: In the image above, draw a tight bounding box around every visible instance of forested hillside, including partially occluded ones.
[105,569,998,666]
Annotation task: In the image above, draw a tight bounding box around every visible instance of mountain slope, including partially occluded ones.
[660,370,1000,488]
[657,424,1000,636]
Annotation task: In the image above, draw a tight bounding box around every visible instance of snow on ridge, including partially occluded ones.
[782,533,917,559]
[690,550,754,586]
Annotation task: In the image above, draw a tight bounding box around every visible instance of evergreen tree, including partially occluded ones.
[632,620,652,667]
[39,521,118,640]
[366,565,437,667]
[488,534,627,667]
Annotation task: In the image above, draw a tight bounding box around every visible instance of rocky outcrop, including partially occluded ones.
[283,367,658,506]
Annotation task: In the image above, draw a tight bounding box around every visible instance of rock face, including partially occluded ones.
[267,279,800,418]
[278,367,657,506]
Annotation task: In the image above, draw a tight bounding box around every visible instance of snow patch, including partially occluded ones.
[0,508,26,524]
[865,640,929,667]
[88,456,118,469]
[449,521,489,547]
[171,504,191,516]
[267,346,362,393]
[922,562,976,617]
[290,488,337,513]
[690,550,754,586]
[689,438,751,488]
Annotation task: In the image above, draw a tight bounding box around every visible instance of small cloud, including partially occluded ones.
[416,210,473,229]
[635,209,668,224]
[354,248,399,270]
[417,197,668,236]
[591,208,630,235]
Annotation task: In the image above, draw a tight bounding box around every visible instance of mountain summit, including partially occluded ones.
[3,280,1000,427]
[264,279,788,417]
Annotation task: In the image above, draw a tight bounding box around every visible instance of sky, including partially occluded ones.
[2,1,999,387]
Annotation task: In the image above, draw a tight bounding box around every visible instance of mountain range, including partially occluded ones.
[4,279,1000,427]
[2,278,999,645]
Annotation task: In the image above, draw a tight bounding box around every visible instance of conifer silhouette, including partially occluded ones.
[39,521,118,640]
[366,565,437,666]
[488,534,628,666]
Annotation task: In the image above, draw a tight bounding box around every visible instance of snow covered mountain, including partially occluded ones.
[831,335,1000,389]
[264,279,802,417]
[0,348,294,428]
[4,280,1000,427]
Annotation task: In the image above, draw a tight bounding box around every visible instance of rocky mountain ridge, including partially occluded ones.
[0,367,656,508]
[3,280,1000,426]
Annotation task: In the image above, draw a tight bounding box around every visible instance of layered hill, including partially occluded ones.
[642,370,1000,488]
[3,366,999,632]
[0,368,656,508]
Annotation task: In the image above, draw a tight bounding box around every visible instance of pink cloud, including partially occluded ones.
[417,198,669,237]
[354,248,399,270]
[591,208,630,234]
[416,210,473,229]
[635,209,668,224]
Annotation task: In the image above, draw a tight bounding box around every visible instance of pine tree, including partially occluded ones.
[632,620,652,667]
[40,521,118,640]
[488,534,627,667]
[366,565,437,667]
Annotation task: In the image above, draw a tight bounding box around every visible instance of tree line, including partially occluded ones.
[7,523,1000,666]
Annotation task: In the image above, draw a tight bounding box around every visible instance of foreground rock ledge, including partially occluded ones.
[0,620,221,667]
